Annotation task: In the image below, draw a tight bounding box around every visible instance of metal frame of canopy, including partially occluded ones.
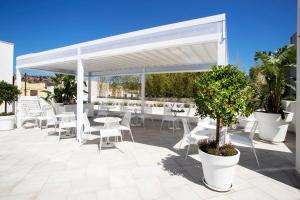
[16,13,228,143]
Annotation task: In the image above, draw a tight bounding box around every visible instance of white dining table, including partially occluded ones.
[94,117,121,125]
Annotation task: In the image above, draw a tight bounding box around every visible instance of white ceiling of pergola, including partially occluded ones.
[16,14,227,77]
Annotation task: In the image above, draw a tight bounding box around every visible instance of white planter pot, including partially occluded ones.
[199,149,240,192]
[281,100,296,133]
[254,111,293,142]
[0,115,15,131]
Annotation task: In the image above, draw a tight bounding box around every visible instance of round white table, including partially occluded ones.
[94,117,121,125]
[94,117,122,147]
[197,122,217,130]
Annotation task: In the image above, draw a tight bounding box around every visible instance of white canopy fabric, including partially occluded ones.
[16,14,228,76]
[15,14,228,143]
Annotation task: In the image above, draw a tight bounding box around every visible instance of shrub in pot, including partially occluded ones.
[250,44,296,142]
[0,81,21,131]
[195,65,256,191]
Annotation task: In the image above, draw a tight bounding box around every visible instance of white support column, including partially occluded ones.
[296,0,300,173]
[77,48,84,143]
[141,68,146,114]
[217,38,227,66]
[16,68,22,128]
[218,18,228,66]
[88,72,92,103]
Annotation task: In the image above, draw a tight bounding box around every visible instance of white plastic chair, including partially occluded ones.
[82,112,103,139]
[21,105,41,127]
[137,107,154,127]
[119,112,134,142]
[37,105,55,130]
[229,121,260,167]
[180,118,211,159]
[160,107,177,134]
[97,105,108,117]
[58,112,76,141]
[99,122,123,153]
[44,108,59,134]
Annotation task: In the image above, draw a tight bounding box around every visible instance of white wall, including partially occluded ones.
[0,40,14,113]
[0,40,14,83]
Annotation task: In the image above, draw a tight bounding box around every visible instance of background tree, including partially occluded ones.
[0,81,21,114]
[122,75,140,97]
[146,72,199,98]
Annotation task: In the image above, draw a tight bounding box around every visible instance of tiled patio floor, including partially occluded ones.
[0,119,299,200]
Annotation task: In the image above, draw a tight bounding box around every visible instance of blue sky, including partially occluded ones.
[0,0,297,75]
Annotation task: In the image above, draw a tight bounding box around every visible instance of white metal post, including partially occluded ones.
[77,48,84,143]
[296,0,300,173]
[16,68,22,128]
[217,38,227,66]
[88,72,92,103]
[141,68,146,114]
[217,18,228,66]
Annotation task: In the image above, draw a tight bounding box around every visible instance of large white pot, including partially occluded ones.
[0,115,15,131]
[199,149,240,192]
[254,111,293,142]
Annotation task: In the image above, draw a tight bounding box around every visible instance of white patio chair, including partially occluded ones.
[21,102,42,127]
[58,112,76,141]
[180,118,211,159]
[160,107,177,134]
[82,112,103,140]
[45,109,59,135]
[119,112,134,142]
[99,123,123,153]
[97,105,108,117]
[137,106,154,127]
[229,121,260,167]
[37,105,55,130]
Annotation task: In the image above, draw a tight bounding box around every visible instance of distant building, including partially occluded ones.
[0,40,14,113]
[20,74,54,97]
[0,40,13,83]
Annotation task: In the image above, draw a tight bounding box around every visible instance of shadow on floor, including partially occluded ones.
[88,117,300,189]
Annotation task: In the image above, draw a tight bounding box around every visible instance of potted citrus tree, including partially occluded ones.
[251,45,296,142]
[0,81,21,130]
[195,65,256,191]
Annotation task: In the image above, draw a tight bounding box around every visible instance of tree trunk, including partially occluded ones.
[4,101,7,114]
[216,117,220,148]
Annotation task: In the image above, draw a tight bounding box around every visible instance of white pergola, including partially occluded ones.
[16,14,228,143]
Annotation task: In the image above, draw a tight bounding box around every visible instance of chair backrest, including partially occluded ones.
[84,108,89,114]
[62,112,76,122]
[163,107,172,116]
[45,107,57,125]
[249,121,258,141]
[185,108,191,116]
[83,113,91,130]
[144,107,152,114]
[181,118,191,137]
[121,112,131,127]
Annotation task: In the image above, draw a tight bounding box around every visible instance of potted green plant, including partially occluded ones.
[251,45,296,142]
[0,81,21,130]
[195,65,256,191]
